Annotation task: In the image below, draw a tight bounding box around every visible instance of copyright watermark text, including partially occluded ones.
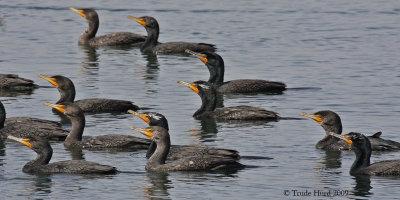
[283,189,349,197]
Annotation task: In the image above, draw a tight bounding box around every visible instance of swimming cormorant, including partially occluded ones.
[39,74,139,113]
[128,110,240,160]
[0,100,68,141]
[128,16,216,54]
[186,50,286,94]
[0,74,38,90]
[131,126,244,172]
[70,8,146,46]
[178,80,279,121]
[8,135,117,174]
[301,110,400,151]
[329,132,400,176]
[45,102,150,149]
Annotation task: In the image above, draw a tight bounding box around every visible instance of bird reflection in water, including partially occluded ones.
[80,45,100,73]
[322,150,342,169]
[142,53,160,81]
[66,146,85,160]
[189,118,218,143]
[352,175,372,197]
[143,172,172,199]
[32,175,53,195]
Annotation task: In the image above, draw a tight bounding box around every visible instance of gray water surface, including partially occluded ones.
[1,0,400,199]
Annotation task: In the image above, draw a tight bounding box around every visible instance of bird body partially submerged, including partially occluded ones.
[0,74,38,90]
[45,102,150,149]
[329,132,400,176]
[178,80,279,121]
[0,100,68,141]
[39,74,139,113]
[301,110,400,151]
[128,16,216,54]
[131,126,244,172]
[70,8,146,46]
[128,110,240,160]
[186,50,286,94]
[8,135,117,174]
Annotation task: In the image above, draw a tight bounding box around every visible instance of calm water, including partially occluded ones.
[1,0,400,199]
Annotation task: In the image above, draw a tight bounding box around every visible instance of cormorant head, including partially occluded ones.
[301,110,342,134]
[328,131,370,151]
[185,49,224,67]
[128,110,169,131]
[177,80,216,98]
[44,102,83,118]
[130,126,169,144]
[7,135,52,156]
[343,132,369,150]
[70,8,99,22]
[128,16,159,30]
[38,74,75,90]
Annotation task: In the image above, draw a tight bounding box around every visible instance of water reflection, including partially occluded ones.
[0,89,35,97]
[322,150,342,169]
[352,175,372,197]
[0,138,5,168]
[80,45,100,76]
[32,174,53,196]
[190,118,218,142]
[142,53,160,81]
[66,147,85,160]
[144,172,171,199]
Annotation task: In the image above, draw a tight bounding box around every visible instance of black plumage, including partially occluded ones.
[178,80,279,121]
[128,16,216,54]
[186,50,286,94]
[128,110,240,160]
[131,126,244,172]
[70,8,146,46]
[39,74,139,113]
[8,135,117,174]
[0,100,68,141]
[0,74,38,90]
[301,110,400,151]
[45,102,150,149]
[329,132,400,176]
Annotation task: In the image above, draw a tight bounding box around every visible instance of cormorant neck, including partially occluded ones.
[0,102,5,129]
[141,24,160,53]
[23,146,53,172]
[147,137,170,168]
[206,62,224,86]
[65,113,85,145]
[56,86,76,104]
[322,123,342,135]
[350,138,371,174]
[316,136,341,149]
[146,142,157,159]
[79,18,99,44]
[193,89,217,119]
[316,123,342,149]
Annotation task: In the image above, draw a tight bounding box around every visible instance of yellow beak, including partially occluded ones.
[185,49,208,64]
[7,135,32,148]
[177,81,199,94]
[127,16,146,26]
[128,110,150,124]
[44,102,66,114]
[129,126,153,138]
[327,132,353,147]
[38,74,58,87]
[70,8,86,18]
[300,112,323,124]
